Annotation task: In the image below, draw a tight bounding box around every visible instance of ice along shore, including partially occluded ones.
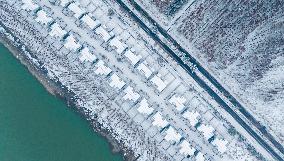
[0,22,134,161]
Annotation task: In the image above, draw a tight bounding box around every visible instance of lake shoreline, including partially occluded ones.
[0,29,135,161]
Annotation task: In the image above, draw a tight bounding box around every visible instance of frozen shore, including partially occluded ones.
[0,1,173,160]
[2,0,280,160]
[0,28,134,161]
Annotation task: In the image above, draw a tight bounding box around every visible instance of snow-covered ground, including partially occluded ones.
[134,0,284,146]
[0,0,278,160]
[172,0,284,145]
[135,0,194,30]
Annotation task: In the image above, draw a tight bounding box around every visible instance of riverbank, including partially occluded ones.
[0,27,134,161]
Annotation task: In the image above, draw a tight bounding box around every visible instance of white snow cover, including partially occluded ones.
[164,126,182,143]
[64,35,81,51]
[150,75,168,92]
[212,138,228,154]
[123,86,140,102]
[169,94,187,111]
[196,152,205,161]
[124,49,142,66]
[21,0,39,11]
[35,10,53,26]
[137,98,154,115]
[152,112,169,128]
[109,73,125,90]
[95,26,112,42]
[81,14,100,30]
[190,97,200,108]
[68,2,84,19]
[244,57,284,142]
[182,110,200,127]
[49,23,67,38]
[59,0,70,7]
[94,60,112,76]
[136,61,153,78]
[197,124,215,140]
[79,47,96,63]
[179,140,196,156]
[109,37,127,54]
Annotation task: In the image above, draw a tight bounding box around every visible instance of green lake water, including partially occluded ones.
[0,43,123,161]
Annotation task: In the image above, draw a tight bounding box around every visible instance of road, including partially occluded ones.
[114,0,284,160]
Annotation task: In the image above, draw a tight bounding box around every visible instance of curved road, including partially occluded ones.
[114,0,284,160]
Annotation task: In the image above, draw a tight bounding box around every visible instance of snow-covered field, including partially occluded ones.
[174,0,284,145]
[1,0,282,160]
[137,0,284,145]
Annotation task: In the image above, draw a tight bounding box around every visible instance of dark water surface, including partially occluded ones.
[0,43,123,161]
